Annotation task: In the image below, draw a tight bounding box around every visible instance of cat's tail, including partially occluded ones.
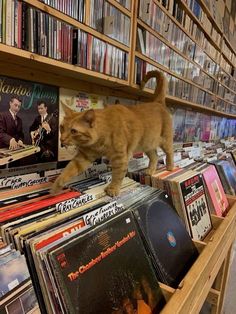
[140,70,167,104]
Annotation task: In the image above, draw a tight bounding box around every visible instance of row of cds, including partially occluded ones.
[0,0,128,80]
[135,58,236,115]
[40,0,85,22]
[89,0,130,46]
[138,0,236,96]
[73,29,128,80]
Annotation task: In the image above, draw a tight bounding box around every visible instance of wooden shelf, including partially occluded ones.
[135,52,236,113]
[177,0,222,51]
[161,196,236,313]
[137,18,235,97]
[152,0,216,61]
[0,43,129,89]
[0,0,234,121]
[106,0,132,16]
[197,0,223,35]
[23,0,130,52]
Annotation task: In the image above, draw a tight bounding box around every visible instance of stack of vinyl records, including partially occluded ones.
[0,174,199,312]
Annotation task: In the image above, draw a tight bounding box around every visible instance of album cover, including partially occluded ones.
[202,165,229,216]
[59,88,105,161]
[211,160,236,195]
[180,174,212,240]
[133,198,199,288]
[49,210,166,314]
[0,281,39,314]
[0,191,81,224]
[0,255,30,298]
[0,75,59,172]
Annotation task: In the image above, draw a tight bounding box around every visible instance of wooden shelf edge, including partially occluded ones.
[161,199,236,313]
[0,43,129,89]
[166,96,236,118]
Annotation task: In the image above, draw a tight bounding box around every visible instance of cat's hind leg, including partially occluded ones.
[145,149,158,175]
[105,154,129,197]
[160,131,174,171]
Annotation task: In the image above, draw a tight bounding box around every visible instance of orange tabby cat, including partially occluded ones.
[51,71,174,196]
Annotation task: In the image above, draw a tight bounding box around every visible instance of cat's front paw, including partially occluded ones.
[50,177,64,195]
[104,184,120,197]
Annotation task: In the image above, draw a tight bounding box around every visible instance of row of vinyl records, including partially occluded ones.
[135,59,236,115]
[173,108,236,142]
[1,141,236,313]
[0,174,202,313]
[128,140,236,199]
[137,28,236,102]
[139,0,236,85]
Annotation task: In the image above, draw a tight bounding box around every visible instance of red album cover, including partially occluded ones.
[0,191,81,223]
[35,219,85,251]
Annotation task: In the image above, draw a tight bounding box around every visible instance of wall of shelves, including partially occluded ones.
[0,0,235,118]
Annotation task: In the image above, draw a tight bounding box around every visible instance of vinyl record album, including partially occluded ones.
[133,199,199,288]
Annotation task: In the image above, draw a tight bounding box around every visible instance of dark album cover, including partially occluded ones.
[49,210,166,314]
[0,75,59,171]
[133,198,199,288]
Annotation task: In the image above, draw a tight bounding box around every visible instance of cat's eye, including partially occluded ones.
[71,128,78,135]
[60,125,64,132]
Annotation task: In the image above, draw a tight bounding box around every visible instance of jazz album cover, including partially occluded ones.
[58,88,105,161]
[0,75,59,172]
[133,198,199,288]
[49,210,166,314]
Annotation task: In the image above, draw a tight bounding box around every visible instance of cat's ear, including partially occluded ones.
[61,101,74,117]
[83,109,95,127]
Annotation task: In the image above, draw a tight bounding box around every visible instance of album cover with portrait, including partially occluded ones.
[48,210,166,314]
[58,88,106,161]
[0,75,59,174]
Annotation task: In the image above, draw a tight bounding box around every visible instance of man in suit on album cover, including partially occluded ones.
[0,97,25,150]
[29,101,58,162]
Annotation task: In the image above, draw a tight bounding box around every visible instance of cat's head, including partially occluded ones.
[60,102,98,147]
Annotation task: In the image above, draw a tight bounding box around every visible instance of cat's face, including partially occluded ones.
[60,104,98,148]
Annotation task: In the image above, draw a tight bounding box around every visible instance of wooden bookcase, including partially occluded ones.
[0,0,235,117]
[0,0,236,313]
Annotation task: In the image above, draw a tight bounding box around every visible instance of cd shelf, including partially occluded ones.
[0,0,235,117]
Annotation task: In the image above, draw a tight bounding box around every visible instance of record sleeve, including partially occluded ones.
[48,210,166,314]
[133,198,198,288]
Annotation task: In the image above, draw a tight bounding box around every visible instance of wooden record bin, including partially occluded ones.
[159,196,236,314]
